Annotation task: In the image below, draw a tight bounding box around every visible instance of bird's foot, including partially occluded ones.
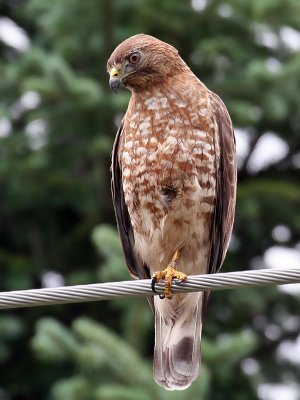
[151,250,187,299]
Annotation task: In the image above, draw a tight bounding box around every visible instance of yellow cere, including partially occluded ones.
[110,67,120,78]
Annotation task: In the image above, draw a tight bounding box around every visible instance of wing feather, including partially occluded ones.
[203,94,237,308]
[209,94,237,274]
[111,122,139,278]
[111,122,154,310]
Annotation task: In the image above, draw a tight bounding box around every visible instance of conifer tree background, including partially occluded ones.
[0,0,300,399]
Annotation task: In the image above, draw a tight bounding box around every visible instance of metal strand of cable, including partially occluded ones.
[1,267,300,310]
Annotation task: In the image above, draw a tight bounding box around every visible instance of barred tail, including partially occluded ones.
[153,292,203,390]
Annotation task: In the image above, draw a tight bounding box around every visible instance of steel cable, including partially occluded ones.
[0,267,299,309]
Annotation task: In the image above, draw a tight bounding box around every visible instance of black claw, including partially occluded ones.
[159,293,165,299]
[174,279,184,285]
[151,277,158,293]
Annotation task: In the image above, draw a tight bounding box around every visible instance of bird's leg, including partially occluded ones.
[151,249,187,299]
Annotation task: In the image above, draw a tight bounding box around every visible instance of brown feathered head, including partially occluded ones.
[107,34,187,92]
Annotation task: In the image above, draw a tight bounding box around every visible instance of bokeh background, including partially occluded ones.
[0,0,300,399]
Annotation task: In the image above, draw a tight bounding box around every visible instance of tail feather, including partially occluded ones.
[153,292,203,390]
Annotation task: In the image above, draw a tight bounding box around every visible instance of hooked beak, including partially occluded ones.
[109,67,122,93]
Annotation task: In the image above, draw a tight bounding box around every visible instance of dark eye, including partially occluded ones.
[128,52,141,64]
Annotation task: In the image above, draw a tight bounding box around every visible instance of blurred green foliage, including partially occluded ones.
[0,0,299,399]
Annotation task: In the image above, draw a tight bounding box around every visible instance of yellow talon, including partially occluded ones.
[151,250,187,299]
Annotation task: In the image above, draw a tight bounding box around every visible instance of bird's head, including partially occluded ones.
[107,34,186,92]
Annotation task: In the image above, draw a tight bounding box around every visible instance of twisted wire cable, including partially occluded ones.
[1,267,300,309]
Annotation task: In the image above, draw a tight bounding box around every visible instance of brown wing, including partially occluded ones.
[111,122,154,310]
[202,93,236,311]
[207,93,237,275]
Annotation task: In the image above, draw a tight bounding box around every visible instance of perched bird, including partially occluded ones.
[107,34,236,391]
